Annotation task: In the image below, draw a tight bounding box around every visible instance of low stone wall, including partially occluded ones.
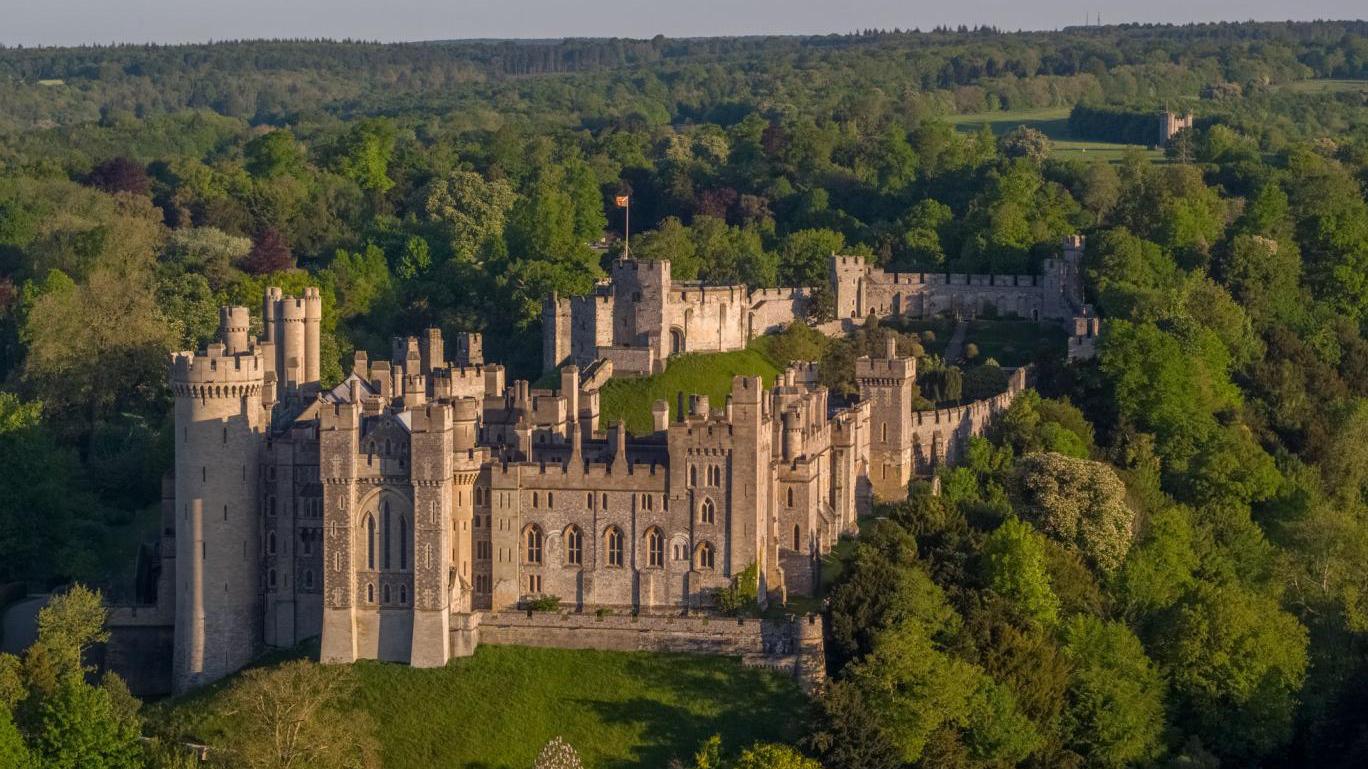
[474,610,826,693]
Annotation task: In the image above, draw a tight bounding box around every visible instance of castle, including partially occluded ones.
[120,238,1085,695]
[544,238,1086,375]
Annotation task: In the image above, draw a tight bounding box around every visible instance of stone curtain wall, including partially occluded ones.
[476,610,826,692]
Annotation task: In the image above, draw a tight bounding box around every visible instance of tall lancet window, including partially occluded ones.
[382,502,392,570]
[366,514,376,570]
[399,516,408,570]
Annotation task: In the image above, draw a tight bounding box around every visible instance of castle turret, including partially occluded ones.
[170,332,267,693]
[264,287,321,394]
[218,306,250,354]
[303,287,322,387]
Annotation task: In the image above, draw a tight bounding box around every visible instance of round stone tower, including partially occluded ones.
[170,316,267,693]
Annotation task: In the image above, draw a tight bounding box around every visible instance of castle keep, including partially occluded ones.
[135,237,1084,694]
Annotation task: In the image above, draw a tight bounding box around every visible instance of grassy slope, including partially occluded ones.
[598,349,782,435]
[165,645,806,769]
[947,106,1165,163]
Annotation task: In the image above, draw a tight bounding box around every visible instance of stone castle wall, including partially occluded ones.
[544,236,1084,376]
[475,610,826,692]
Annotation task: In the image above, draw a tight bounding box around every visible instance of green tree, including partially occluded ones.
[1060,616,1167,768]
[1154,582,1309,761]
[779,229,844,287]
[980,517,1060,627]
[211,660,379,769]
[332,118,396,195]
[244,130,306,179]
[633,217,700,279]
[733,742,822,769]
[423,169,516,264]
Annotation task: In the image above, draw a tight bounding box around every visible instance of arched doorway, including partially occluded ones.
[669,327,685,355]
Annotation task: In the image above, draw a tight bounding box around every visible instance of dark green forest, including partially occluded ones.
[1,20,1367,769]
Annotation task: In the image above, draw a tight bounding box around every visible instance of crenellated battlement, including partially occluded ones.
[170,346,266,397]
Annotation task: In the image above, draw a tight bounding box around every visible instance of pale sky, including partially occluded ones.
[0,0,1362,47]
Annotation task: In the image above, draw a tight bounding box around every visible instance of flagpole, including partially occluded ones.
[624,199,630,259]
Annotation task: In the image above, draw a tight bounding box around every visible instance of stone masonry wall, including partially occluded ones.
[476,610,826,692]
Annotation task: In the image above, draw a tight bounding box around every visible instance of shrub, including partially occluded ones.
[716,563,760,615]
[526,595,561,612]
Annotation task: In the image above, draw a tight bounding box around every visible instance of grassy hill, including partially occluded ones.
[161,645,806,769]
[598,349,783,435]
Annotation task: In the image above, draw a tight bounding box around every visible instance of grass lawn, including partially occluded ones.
[161,645,807,769]
[1278,78,1368,93]
[963,319,1066,367]
[599,348,782,435]
[947,106,1165,163]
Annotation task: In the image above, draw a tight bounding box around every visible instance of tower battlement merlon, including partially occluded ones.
[170,345,266,385]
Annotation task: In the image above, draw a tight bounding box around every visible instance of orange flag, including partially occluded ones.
[614,194,630,208]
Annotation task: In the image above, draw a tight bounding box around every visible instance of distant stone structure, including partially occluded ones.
[1068,309,1102,361]
[830,235,1085,322]
[543,258,811,376]
[545,236,1086,375]
[1158,110,1194,146]
[108,239,1090,696]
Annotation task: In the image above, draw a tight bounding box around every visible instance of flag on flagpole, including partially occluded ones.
[614,194,630,208]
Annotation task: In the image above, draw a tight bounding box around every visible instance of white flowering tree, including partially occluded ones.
[533,736,583,769]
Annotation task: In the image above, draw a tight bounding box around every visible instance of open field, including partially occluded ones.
[947,107,1165,162]
[598,348,782,435]
[1278,78,1368,93]
[160,645,807,769]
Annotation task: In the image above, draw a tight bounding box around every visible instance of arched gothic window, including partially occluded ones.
[700,498,716,525]
[366,514,376,570]
[606,527,625,567]
[366,583,375,603]
[787,487,795,507]
[399,516,408,570]
[793,524,802,551]
[266,531,277,555]
[524,525,543,564]
[690,465,697,486]
[696,541,716,570]
[565,526,583,566]
[383,583,391,604]
[646,528,664,568]
[399,584,407,604]
[268,568,277,589]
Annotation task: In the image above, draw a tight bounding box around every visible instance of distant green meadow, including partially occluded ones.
[947,106,1166,162]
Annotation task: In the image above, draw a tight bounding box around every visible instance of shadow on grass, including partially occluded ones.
[574,654,806,769]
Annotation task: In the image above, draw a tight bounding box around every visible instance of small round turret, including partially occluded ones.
[218,306,250,354]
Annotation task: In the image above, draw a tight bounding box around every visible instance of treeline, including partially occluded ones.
[1,21,1366,131]
[1067,104,1162,145]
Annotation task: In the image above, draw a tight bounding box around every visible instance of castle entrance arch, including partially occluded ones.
[669,327,685,355]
